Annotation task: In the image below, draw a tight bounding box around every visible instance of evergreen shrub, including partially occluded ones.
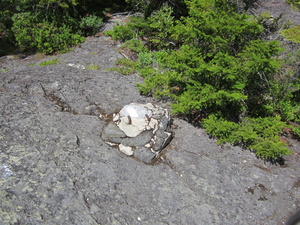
[1,0,131,54]
[122,39,148,53]
[110,58,136,75]
[106,0,299,161]
[105,24,136,42]
[281,25,300,43]
[79,14,103,36]
[287,0,300,9]
[12,13,84,54]
[203,115,292,160]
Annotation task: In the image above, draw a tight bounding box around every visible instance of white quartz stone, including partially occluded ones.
[119,144,134,156]
[113,113,120,122]
[118,117,148,137]
[119,104,152,118]
[148,118,159,133]
[67,63,85,69]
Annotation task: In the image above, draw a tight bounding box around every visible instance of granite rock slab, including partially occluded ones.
[0,12,299,225]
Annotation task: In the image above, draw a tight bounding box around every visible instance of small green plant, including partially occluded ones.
[109,67,136,75]
[288,0,300,10]
[282,19,294,29]
[146,5,177,49]
[251,140,291,161]
[109,58,136,75]
[281,25,300,43]
[105,23,136,42]
[87,64,100,70]
[0,68,9,72]
[79,14,103,36]
[11,13,85,54]
[203,115,292,160]
[122,39,148,53]
[116,58,136,68]
[136,52,155,68]
[39,58,59,66]
[293,125,300,138]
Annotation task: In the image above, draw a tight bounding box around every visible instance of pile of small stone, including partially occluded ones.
[101,103,172,163]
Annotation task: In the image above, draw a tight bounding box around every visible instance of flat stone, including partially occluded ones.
[101,122,127,143]
[153,132,172,152]
[159,116,170,131]
[133,147,156,164]
[121,130,153,147]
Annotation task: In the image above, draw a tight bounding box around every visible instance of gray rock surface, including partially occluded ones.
[0,8,299,225]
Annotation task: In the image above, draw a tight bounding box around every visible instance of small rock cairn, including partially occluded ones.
[101,103,172,163]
